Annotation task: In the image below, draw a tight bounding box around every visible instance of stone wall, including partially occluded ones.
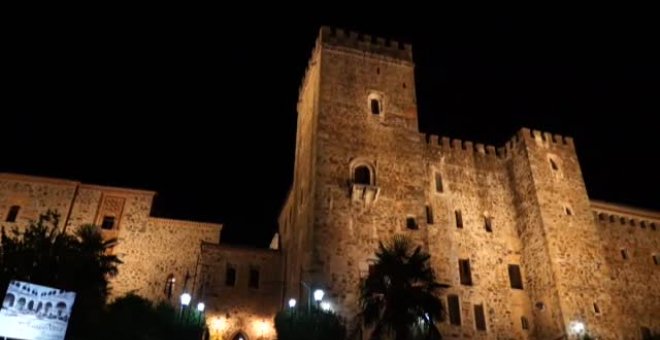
[591,201,660,339]
[200,243,282,340]
[0,173,222,304]
[281,27,660,340]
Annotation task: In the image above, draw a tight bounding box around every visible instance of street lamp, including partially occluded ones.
[288,298,297,308]
[313,289,324,302]
[197,302,205,312]
[180,293,191,307]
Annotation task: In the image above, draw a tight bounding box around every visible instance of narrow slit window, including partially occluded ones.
[549,159,559,171]
[248,267,260,289]
[565,207,573,216]
[447,295,461,326]
[653,254,658,266]
[6,206,20,222]
[593,302,600,314]
[226,264,236,287]
[435,173,443,193]
[484,216,493,233]
[455,210,463,229]
[474,304,486,331]
[426,205,434,225]
[459,259,472,286]
[621,249,628,260]
[164,274,175,299]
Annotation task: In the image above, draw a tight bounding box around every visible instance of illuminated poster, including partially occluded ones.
[0,280,76,340]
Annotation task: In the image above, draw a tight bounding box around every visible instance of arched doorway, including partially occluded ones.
[17,297,26,310]
[231,331,248,340]
[27,300,34,311]
[2,293,15,308]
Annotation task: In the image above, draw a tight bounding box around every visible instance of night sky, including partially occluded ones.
[4,12,659,247]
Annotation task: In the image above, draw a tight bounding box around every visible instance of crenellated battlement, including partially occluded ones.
[591,200,659,232]
[318,26,413,63]
[423,127,575,160]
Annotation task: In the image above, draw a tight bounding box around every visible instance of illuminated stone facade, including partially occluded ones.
[278,27,660,340]
[2,27,659,340]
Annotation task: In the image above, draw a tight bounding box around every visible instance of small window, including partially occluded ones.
[565,207,573,216]
[5,205,20,222]
[508,264,524,290]
[640,221,647,229]
[651,223,657,231]
[521,316,529,330]
[164,274,175,299]
[484,216,493,233]
[598,213,606,221]
[226,264,236,287]
[459,259,472,286]
[653,254,658,266]
[101,216,115,230]
[406,217,418,230]
[593,302,600,314]
[620,217,626,225]
[248,267,260,289]
[549,158,559,171]
[474,304,486,331]
[354,165,372,185]
[621,249,628,260]
[447,295,461,326]
[455,210,463,229]
[641,327,652,340]
[370,99,381,115]
[535,302,545,310]
[435,173,443,193]
[629,219,636,226]
[426,205,434,225]
[609,215,615,223]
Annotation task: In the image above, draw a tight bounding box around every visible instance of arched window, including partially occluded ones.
[354,166,371,185]
[6,205,20,222]
[367,92,384,116]
[165,274,176,299]
[549,158,559,171]
[232,332,248,340]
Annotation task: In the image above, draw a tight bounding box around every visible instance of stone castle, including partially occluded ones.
[1,27,659,339]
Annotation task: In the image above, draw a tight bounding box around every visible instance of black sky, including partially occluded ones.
[4,10,659,247]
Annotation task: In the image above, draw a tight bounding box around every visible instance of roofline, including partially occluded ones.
[590,200,660,220]
[0,172,156,196]
[150,217,222,230]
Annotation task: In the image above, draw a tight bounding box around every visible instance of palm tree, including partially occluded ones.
[360,235,447,340]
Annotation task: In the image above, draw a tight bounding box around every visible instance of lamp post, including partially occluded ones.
[180,292,191,321]
[288,298,296,308]
[313,289,324,310]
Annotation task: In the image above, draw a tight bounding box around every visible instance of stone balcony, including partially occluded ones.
[351,183,380,205]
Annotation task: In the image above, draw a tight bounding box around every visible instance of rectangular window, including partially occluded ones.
[225,264,236,287]
[653,254,658,266]
[101,216,116,230]
[593,302,600,314]
[370,99,380,115]
[508,264,523,289]
[249,267,260,289]
[435,173,443,193]
[521,316,529,330]
[621,249,628,260]
[426,205,434,225]
[641,327,652,340]
[455,210,463,229]
[447,295,461,326]
[6,206,20,222]
[459,259,472,286]
[484,216,492,233]
[406,217,418,230]
[474,304,486,331]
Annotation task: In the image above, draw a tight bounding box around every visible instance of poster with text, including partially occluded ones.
[0,280,76,340]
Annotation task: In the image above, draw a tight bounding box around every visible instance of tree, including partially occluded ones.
[0,210,121,339]
[96,293,206,340]
[275,306,346,340]
[360,235,448,340]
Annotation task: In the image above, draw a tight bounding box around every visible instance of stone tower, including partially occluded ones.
[278,27,659,339]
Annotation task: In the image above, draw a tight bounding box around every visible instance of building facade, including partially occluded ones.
[277,27,660,340]
[1,27,659,339]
